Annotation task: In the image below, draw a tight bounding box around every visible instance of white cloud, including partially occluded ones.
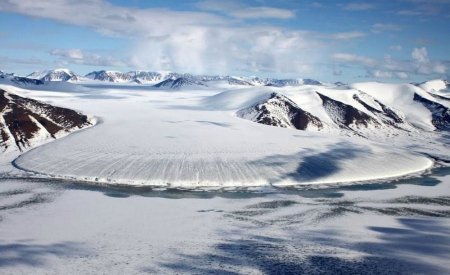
[311,2,325,8]
[390,45,402,51]
[396,0,450,16]
[131,26,322,74]
[396,72,409,79]
[397,10,422,16]
[330,31,366,40]
[368,70,409,79]
[332,53,376,67]
[196,1,295,19]
[0,55,43,65]
[0,0,226,37]
[51,49,84,60]
[228,7,295,19]
[341,3,375,11]
[371,23,402,33]
[0,0,324,75]
[433,63,447,74]
[371,70,393,78]
[411,47,429,63]
[2,0,445,81]
[333,47,446,79]
[50,48,126,67]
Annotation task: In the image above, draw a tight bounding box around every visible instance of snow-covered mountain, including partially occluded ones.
[0,88,93,151]
[85,70,179,84]
[154,76,207,89]
[266,78,322,87]
[12,68,326,88]
[1,71,44,86]
[226,77,322,87]
[84,70,134,82]
[129,71,165,84]
[230,82,450,138]
[238,93,323,131]
[28,68,80,82]
[418,79,449,93]
[418,79,449,99]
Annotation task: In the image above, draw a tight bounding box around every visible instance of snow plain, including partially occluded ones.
[0,80,449,274]
[0,165,449,274]
[0,82,441,187]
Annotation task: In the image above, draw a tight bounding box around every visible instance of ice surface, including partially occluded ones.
[1,82,440,187]
[0,167,449,274]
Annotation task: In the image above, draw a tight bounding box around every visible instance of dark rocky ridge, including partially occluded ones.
[154,77,206,89]
[237,93,323,130]
[0,73,44,86]
[11,76,44,86]
[413,93,450,131]
[318,93,379,130]
[0,89,92,151]
[428,92,450,102]
[352,93,406,129]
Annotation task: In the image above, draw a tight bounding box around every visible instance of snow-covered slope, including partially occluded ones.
[266,78,322,87]
[0,87,94,152]
[129,71,165,84]
[154,77,206,89]
[22,68,324,88]
[231,82,450,138]
[0,76,447,187]
[223,77,322,87]
[1,72,45,86]
[418,79,449,94]
[352,82,450,131]
[28,68,80,82]
[85,70,174,84]
[4,82,439,187]
[237,92,323,131]
[84,70,133,82]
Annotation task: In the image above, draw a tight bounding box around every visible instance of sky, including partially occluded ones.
[0,0,449,83]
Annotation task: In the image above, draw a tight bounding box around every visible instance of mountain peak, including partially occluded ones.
[27,69,79,82]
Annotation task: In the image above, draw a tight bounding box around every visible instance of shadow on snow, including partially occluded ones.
[154,218,450,274]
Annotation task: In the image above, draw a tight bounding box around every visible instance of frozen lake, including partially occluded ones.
[0,166,449,274]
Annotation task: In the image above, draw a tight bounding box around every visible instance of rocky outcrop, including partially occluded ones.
[414,93,450,131]
[237,93,323,130]
[318,93,379,130]
[0,89,93,151]
[154,77,206,89]
[352,93,406,129]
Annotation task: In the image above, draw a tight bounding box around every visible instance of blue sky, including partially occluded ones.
[0,0,449,82]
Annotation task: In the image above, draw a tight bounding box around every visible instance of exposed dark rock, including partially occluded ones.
[227,77,254,86]
[352,94,405,128]
[428,92,450,102]
[318,93,379,130]
[238,93,323,130]
[85,70,129,82]
[28,69,79,82]
[413,93,450,131]
[0,89,92,151]
[154,77,206,89]
[11,76,44,86]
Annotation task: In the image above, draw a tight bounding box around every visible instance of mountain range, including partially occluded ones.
[3,68,326,88]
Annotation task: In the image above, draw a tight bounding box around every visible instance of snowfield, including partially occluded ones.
[0,77,449,274]
[1,79,448,187]
[0,166,449,274]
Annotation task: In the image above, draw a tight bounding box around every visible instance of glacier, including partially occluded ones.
[0,76,448,187]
